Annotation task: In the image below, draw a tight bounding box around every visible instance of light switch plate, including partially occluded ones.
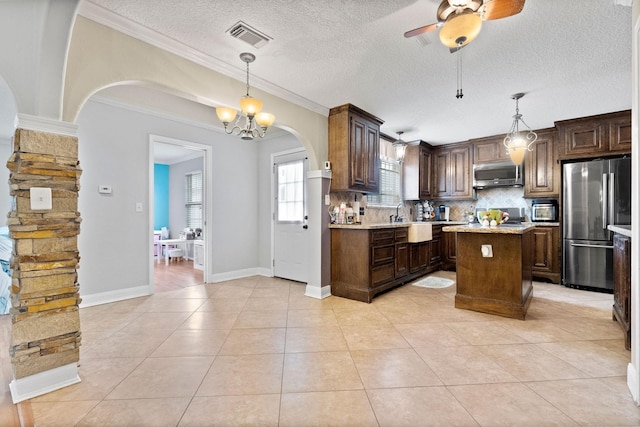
[30,187,52,210]
[135,202,143,212]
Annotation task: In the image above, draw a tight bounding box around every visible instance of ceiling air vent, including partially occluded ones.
[227,21,272,49]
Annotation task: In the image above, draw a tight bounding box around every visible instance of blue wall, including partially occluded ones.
[154,163,169,230]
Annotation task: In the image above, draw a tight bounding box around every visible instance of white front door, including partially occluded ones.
[273,150,308,283]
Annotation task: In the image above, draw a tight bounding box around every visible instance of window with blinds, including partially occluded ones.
[277,160,304,222]
[185,170,202,229]
[367,159,401,207]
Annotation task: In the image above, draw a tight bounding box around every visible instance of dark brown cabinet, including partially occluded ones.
[328,104,383,193]
[531,226,560,284]
[472,135,510,163]
[557,110,631,160]
[331,226,409,303]
[395,228,409,278]
[430,225,442,266]
[409,242,429,273]
[524,129,560,198]
[432,144,474,200]
[441,230,457,271]
[403,141,432,200]
[613,232,631,350]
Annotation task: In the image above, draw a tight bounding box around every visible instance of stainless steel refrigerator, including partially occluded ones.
[563,157,631,291]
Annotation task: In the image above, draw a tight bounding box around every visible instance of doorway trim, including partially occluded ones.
[149,134,214,289]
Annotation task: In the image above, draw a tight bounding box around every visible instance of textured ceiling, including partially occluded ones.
[86,1,632,145]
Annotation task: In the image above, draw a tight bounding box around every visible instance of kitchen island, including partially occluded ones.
[442,223,535,320]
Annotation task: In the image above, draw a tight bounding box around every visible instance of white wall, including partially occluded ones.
[77,98,260,299]
[0,141,12,224]
[257,134,304,271]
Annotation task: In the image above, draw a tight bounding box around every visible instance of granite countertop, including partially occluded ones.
[608,224,632,238]
[328,221,466,230]
[442,223,536,234]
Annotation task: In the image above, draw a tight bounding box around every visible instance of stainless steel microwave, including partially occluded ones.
[531,199,558,222]
[473,161,524,189]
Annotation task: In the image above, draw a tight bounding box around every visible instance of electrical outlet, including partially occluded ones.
[324,194,331,205]
[481,244,493,257]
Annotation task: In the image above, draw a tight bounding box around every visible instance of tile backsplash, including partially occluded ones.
[329,187,539,224]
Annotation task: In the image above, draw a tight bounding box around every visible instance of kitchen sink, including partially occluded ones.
[408,222,433,242]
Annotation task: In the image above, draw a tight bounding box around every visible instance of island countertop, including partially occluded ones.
[608,224,632,238]
[442,223,536,234]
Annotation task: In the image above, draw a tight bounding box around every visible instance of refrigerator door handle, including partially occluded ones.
[570,242,614,249]
[609,172,615,227]
[602,173,608,231]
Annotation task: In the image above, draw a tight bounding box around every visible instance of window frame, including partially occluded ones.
[184,169,203,229]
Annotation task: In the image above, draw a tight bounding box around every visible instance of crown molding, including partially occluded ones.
[16,114,78,137]
[77,2,329,117]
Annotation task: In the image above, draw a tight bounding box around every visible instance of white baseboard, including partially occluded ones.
[10,363,81,403]
[305,284,331,299]
[79,285,152,308]
[208,267,271,283]
[628,362,640,404]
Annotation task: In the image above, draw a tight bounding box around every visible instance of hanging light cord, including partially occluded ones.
[455,39,464,99]
[245,60,251,97]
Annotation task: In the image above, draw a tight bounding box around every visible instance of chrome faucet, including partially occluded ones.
[395,202,403,222]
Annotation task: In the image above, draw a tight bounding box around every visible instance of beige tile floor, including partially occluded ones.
[23,271,640,426]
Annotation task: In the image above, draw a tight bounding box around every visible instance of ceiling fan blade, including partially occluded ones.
[404,22,439,38]
[482,0,525,21]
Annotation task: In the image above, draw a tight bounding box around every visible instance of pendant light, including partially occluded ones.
[503,93,537,165]
[215,52,275,140]
[393,131,408,164]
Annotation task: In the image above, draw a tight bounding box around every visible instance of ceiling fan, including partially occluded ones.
[404,0,526,50]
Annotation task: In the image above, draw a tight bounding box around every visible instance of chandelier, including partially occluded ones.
[215,52,275,140]
[393,131,408,164]
[503,93,537,165]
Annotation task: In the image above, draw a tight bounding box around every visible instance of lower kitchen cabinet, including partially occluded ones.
[331,227,411,303]
[531,226,560,284]
[613,232,631,350]
[441,229,457,271]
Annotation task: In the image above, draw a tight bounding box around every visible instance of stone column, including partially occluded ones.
[7,125,82,402]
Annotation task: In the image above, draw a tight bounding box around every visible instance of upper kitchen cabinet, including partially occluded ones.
[524,128,560,198]
[403,140,432,200]
[432,144,474,200]
[329,104,384,193]
[471,135,510,163]
[556,110,631,160]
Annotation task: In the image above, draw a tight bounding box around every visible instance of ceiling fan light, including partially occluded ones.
[439,12,482,48]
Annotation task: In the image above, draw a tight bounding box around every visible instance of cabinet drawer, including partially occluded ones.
[372,244,394,266]
[372,263,395,287]
[371,229,395,246]
[395,228,408,243]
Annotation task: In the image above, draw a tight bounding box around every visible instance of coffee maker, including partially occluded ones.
[436,205,450,221]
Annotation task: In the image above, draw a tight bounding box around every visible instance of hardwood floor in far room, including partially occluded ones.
[153,259,204,293]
